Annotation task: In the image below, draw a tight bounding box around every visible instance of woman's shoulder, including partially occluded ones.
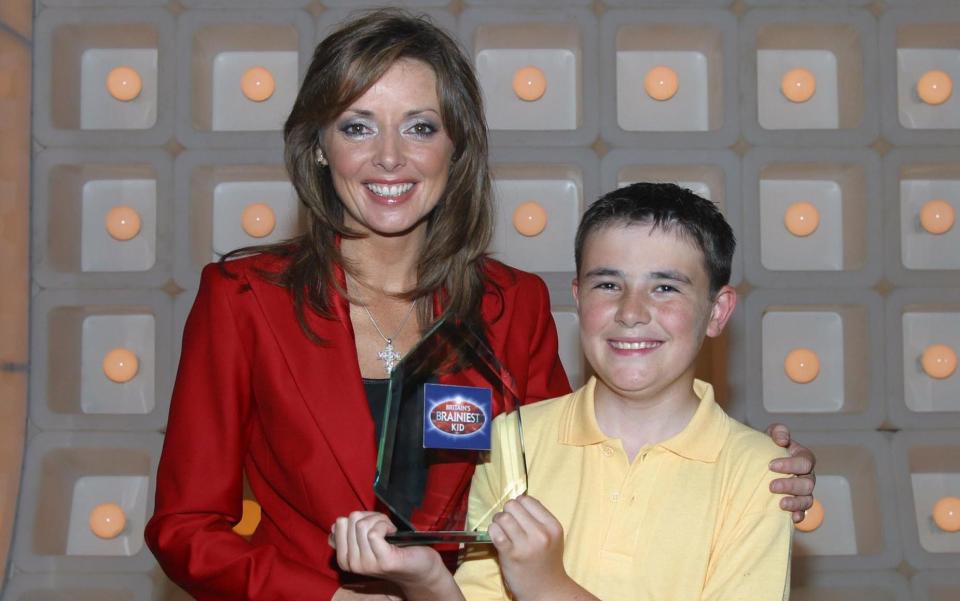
[201,247,295,286]
[481,258,548,295]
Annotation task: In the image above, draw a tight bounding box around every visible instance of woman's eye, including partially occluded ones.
[340,122,373,138]
[407,121,437,137]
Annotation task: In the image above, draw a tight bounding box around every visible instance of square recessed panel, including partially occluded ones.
[902,312,960,413]
[762,311,845,413]
[900,180,960,270]
[552,310,583,388]
[65,476,148,556]
[80,179,157,272]
[490,178,579,272]
[211,51,298,132]
[897,49,960,130]
[80,314,155,415]
[911,473,960,553]
[793,474,858,556]
[616,51,709,132]
[760,179,843,270]
[476,49,577,131]
[80,49,157,130]
[211,181,300,258]
[758,50,839,130]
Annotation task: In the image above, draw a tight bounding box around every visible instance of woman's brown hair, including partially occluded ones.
[225,8,494,343]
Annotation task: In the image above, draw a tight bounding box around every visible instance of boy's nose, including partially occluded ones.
[615,292,652,327]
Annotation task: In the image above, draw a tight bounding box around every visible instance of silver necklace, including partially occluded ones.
[362,302,416,375]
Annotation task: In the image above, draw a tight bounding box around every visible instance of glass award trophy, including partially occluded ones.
[374,318,528,545]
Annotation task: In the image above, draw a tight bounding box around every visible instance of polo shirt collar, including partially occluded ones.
[557,377,729,463]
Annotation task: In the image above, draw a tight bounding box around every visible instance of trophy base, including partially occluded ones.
[385,531,492,546]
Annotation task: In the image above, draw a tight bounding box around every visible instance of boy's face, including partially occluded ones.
[572,222,736,402]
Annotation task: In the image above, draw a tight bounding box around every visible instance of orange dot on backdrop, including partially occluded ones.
[241,203,276,238]
[106,66,142,102]
[512,201,548,237]
[512,66,547,102]
[233,500,262,537]
[795,498,824,532]
[102,348,139,383]
[919,199,955,235]
[89,502,126,539]
[921,344,957,380]
[241,67,276,102]
[784,348,820,384]
[784,201,820,237]
[104,205,142,241]
[917,70,953,105]
[780,68,816,103]
[933,496,960,533]
[643,66,679,101]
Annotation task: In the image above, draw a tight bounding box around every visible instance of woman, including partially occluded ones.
[145,9,815,601]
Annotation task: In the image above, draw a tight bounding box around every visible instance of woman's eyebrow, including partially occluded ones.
[343,108,441,118]
[405,108,441,117]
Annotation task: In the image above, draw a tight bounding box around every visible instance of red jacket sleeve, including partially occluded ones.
[515,272,572,404]
[144,265,341,601]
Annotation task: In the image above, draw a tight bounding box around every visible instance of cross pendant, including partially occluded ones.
[378,338,402,374]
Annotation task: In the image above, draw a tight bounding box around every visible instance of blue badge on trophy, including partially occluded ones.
[423,383,492,451]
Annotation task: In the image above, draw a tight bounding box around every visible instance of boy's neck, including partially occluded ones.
[592,372,700,462]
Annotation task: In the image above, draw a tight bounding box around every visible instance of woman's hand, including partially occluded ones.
[766,424,817,523]
[488,496,586,601]
[330,512,441,585]
[329,512,464,601]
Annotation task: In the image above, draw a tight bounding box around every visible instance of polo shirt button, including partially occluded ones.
[601,445,614,457]
[610,492,620,502]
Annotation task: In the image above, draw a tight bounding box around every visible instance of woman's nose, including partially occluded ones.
[372,130,405,171]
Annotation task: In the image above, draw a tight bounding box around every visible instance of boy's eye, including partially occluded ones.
[594,281,619,291]
[654,284,678,293]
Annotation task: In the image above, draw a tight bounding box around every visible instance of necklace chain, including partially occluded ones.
[361,301,416,375]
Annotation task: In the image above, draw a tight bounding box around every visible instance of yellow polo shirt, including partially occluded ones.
[455,378,793,601]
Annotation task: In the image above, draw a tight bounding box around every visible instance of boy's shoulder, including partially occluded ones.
[721,417,790,465]
[714,414,790,508]
[517,389,576,426]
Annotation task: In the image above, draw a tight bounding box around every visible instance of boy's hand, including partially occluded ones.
[765,423,817,523]
[329,512,444,586]
[488,496,577,601]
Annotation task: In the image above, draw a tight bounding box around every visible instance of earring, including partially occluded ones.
[315,148,327,166]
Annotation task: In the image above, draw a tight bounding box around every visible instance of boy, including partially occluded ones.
[333,183,793,601]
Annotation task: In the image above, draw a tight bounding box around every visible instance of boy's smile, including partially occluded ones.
[573,223,736,406]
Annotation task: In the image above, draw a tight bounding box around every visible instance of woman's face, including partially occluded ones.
[322,59,455,238]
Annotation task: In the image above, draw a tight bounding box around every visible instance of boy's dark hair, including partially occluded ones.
[574,182,736,296]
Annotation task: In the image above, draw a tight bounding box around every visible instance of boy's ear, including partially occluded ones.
[571,277,581,311]
[706,285,737,338]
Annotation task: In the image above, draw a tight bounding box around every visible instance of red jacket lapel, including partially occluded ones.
[246,261,378,509]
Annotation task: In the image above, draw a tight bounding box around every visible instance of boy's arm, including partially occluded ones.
[701,458,794,601]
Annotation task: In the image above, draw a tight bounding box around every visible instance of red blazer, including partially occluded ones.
[145,253,571,600]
